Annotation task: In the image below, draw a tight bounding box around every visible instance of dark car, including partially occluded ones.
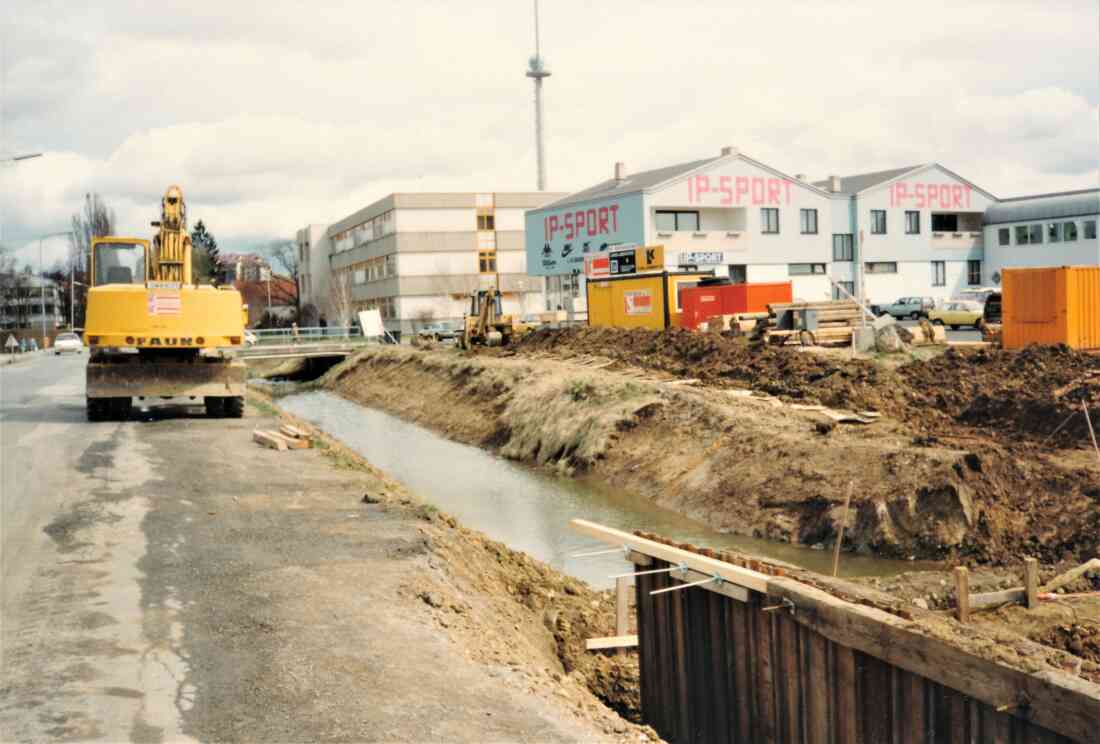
[983,292,1002,325]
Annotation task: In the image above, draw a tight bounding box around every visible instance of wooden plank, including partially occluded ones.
[570,519,770,593]
[833,645,861,744]
[754,602,779,744]
[656,568,677,740]
[252,429,287,451]
[270,431,309,449]
[676,566,751,602]
[766,577,1100,744]
[670,581,692,743]
[730,596,754,742]
[708,590,732,744]
[955,567,971,623]
[635,572,656,728]
[585,634,637,651]
[804,632,830,744]
[899,671,928,744]
[278,423,310,439]
[1025,557,1039,610]
[860,655,893,744]
[970,587,1025,610]
[778,614,802,743]
[615,577,629,657]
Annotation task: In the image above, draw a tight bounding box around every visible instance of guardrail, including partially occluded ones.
[251,326,365,345]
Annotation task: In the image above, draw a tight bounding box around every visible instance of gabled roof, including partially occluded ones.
[984,189,1099,226]
[812,165,924,195]
[540,157,721,210]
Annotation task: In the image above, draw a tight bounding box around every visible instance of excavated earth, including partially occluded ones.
[322,335,1098,568]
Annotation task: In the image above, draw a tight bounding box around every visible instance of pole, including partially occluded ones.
[39,237,46,343]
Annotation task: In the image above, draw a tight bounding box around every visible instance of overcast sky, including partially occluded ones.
[2,0,1098,266]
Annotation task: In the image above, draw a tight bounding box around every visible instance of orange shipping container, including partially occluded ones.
[1002,266,1100,350]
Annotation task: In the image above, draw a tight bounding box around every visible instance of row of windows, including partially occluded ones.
[348,254,398,284]
[333,210,396,253]
[357,297,398,320]
[786,259,982,286]
[870,210,977,235]
[997,220,1097,246]
[657,208,821,235]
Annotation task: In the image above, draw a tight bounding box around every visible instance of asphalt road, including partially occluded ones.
[0,352,197,742]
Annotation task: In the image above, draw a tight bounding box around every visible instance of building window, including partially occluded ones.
[1015,225,1029,244]
[788,263,825,275]
[967,260,981,286]
[761,208,779,234]
[1047,222,1062,243]
[1063,222,1078,242]
[1028,224,1043,244]
[931,261,946,287]
[870,210,886,234]
[1086,220,1098,239]
[865,261,897,274]
[478,250,497,273]
[931,213,958,232]
[728,265,747,283]
[353,268,366,284]
[477,214,495,231]
[998,228,1010,246]
[833,281,855,300]
[832,234,854,261]
[905,211,920,234]
[655,210,700,231]
[799,209,818,234]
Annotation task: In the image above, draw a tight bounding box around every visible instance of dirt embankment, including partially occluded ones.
[322,344,1099,567]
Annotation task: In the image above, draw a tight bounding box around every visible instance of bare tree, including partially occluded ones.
[413,307,435,332]
[327,268,354,327]
[266,240,301,319]
[68,193,115,327]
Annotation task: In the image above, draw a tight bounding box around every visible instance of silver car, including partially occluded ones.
[53,332,83,355]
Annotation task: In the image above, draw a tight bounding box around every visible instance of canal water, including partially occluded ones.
[280,391,929,589]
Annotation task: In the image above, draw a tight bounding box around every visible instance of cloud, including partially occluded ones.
[2,0,1096,253]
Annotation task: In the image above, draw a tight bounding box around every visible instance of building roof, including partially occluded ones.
[983,189,1100,226]
[811,165,924,195]
[541,157,722,210]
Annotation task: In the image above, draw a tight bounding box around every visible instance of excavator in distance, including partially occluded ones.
[456,287,534,349]
[83,186,248,421]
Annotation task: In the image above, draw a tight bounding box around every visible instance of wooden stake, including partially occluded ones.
[955,567,970,623]
[1025,557,1039,610]
[1040,558,1100,594]
[1083,401,1100,465]
[253,429,287,451]
[615,576,629,657]
[832,482,853,578]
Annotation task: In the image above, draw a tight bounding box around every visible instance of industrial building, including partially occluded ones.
[526,148,1098,315]
[982,190,1099,284]
[318,192,566,337]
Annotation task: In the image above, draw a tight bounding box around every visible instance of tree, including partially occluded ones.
[68,193,115,328]
[327,269,354,327]
[266,240,301,320]
[190,220,219,283]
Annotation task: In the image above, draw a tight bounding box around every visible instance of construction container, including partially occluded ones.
[678,281,793,330]
[1002,266,1100,350]
[587,272,713,331]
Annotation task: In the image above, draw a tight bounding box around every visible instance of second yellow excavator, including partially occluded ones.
[83,186,248,420]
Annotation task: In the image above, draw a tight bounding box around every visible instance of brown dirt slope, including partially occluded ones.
[323,347,1100,566]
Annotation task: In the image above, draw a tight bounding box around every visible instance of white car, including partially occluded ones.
[244,330,258,346]
[54,332,83,355]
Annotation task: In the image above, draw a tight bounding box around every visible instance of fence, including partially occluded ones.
[251,326,365,345]
[573,520,1099,744]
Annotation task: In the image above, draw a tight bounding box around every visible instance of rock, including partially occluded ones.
[913,598,930,610]
[361,492,382,504]
[418,590,445,608]
[875,323,908,353]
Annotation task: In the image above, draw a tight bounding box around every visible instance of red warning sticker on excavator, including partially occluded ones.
[148,293,182,316]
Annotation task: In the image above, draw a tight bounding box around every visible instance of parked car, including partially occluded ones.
[53,332,83,355]
[417,322,458,341]
[982,292,1002,325]
[929,300,983,329]
[244,330,258,346]
[880,296,936,320]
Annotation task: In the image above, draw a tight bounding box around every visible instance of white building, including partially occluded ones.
[526,148,1096,312]
[982,190,1099,284]
[322,192,566,337]
[295,223,331,321]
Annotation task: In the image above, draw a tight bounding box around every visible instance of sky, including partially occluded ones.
[1,0,1098,268]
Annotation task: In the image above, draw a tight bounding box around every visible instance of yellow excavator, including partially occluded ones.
[456,286,533,349]
[84,185,248,420]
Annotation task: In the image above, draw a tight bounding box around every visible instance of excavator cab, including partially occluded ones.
[457,287,533,349]
[90,239,149,287]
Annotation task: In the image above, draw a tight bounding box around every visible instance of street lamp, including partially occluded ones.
[36,230,75,343]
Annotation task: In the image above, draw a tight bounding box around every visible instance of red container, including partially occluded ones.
[678,281,793,330]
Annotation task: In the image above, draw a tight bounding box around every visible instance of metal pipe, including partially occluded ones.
[650,574,722,596]
[570,546,627,559]
[610,564,688,580]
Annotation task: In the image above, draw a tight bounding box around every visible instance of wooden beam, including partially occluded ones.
[1025,558,1039,610]
[970,588,1024,610]
[586,634,638,651]
[955,567,970,623]
[766,577,1100,744]
[252,429,287,451]
[1040,558,1100,594]
[570,519,769,593]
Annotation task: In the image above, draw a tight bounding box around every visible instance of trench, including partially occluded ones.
[279,390,927,588]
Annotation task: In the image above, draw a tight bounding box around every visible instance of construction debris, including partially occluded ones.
[253,426,312,451]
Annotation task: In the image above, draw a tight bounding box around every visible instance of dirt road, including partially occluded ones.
[0,354,642,742]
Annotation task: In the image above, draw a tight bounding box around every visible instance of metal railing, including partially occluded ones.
[250,326,367,345]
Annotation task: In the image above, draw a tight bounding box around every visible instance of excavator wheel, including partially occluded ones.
[86,397,107,422]
[112,397,133,421]
[224,396,244,418]
[205,396,226,418]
